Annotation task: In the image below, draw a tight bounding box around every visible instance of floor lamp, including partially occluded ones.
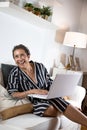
[63,32,87,70]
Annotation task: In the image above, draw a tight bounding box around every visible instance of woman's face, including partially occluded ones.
[13,49,30,69]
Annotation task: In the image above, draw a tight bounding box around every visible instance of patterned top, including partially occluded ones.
[7,61,69,116]
[7,61,52,94]
[7,61,53,116]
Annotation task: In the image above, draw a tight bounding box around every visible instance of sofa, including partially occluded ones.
[0,64,86,130]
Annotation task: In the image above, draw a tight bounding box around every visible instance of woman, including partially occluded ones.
[7,44,87,127]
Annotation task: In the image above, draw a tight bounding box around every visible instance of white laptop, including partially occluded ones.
[28,73,82,99]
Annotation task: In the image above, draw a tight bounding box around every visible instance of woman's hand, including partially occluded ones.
[11,89,48,99]
[29,89,48,95]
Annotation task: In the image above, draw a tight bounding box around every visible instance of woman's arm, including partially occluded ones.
[11,89,48,99]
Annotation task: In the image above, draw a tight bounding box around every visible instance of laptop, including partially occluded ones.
[28,73,82,99]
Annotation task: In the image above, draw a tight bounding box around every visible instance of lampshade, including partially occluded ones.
[63,32,87,71]
[63,32,87,48]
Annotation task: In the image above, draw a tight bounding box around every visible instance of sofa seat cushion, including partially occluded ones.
[0,114,60,130]
[0,124,25,130]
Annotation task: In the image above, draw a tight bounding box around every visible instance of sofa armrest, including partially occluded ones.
[67,86,86,108]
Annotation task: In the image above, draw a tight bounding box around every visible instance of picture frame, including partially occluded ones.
[68,55,75,70]
[75,57,81,71]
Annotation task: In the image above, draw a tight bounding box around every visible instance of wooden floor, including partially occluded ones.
[81,126,87,130]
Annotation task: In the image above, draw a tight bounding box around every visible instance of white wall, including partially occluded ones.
[52,0,83,31]
[79,0,87,34]
[0,11,56,72]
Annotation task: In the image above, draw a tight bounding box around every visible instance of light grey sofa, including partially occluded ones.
[0,66,86,130]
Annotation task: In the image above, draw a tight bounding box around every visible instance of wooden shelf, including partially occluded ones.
[0,1,57,30]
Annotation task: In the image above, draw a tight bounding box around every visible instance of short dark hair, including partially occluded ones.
[12,44,30,58]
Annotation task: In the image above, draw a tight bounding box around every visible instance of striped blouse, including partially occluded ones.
[7,61,69,116]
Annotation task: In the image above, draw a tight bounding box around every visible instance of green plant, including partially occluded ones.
[24,3,52,19]
[24,3,34,12]
[24,3,33,8]
[33,7,41,12]
[33,7,41,15]
[41,6,52,16]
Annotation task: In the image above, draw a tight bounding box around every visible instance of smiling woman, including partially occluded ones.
[5,44,87,128]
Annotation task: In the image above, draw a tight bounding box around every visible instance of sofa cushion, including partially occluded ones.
[1,114,60,130]
[1,63,15,88]
[0,84,33,120]
[0,104,33,120]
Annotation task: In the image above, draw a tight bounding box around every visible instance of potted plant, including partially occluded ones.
[41,6,52,19]
[24,3,34,12]
[33,7,41,16]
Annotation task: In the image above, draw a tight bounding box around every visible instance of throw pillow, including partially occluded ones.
[0,84,33,120]
[1,63,15,88]
[0,104,33,120]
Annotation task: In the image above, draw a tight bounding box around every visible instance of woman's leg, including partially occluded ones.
[64,104,87,127]
[43,98,87,127]
[44,104,87,127]
[43,105,60,117]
